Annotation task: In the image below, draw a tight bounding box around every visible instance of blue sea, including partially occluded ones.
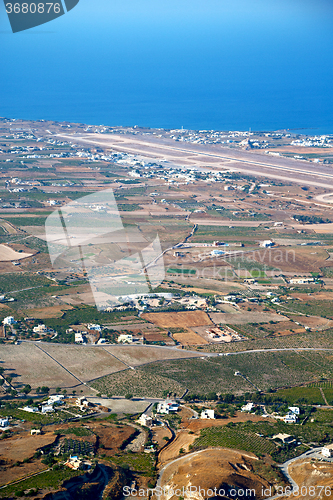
[1,0,333,134]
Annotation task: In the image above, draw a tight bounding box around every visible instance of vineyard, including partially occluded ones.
[60,438,94,456]
[91,368,185,398]
[192,425,276,456]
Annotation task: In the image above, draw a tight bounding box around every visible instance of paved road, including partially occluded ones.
[266,447,327,500]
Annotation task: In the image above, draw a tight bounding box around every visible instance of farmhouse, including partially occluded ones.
[241,402,255,413]
[31,429,41,436]
[289,278,315,284]
[272,433,294,444]
[117,334,133,343]
[65,456,82,470]
[0,417,9,428]
[288,406,300,415]
[284,413,298,424]
[75,332,86,343]
[138,413,153,427]
[22,406,39,413]
[206,326,244,343]
[3,316,16,325]
[157,401,179,414]
[47,394,65,405]
[33,324,51,335]
[87,323,101,331]
[200,409,215,419]
[260,240,274,248]
[41,404,54,413]
[322,444,333,458]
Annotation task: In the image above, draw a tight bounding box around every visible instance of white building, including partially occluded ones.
[322,444,333,458]
[41,405,54,413]
[23,406,39,413]
[157,401,179,414]
[289,278,315,285]
[0,418,9,428]
[117,334,133,344]
[47,395,64,405]
[3,316,16,325]
[138,413,153,427]
[241,403,255,412]
[33,324,49,335]
[284,413,298,424]
[75,332,85,343]
[260,240,274,248]
[87,323,101,331]
[288,406,300,415]
[200,409,215,419]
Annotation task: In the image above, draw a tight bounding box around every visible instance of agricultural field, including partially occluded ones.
[1,343,81,389]
[140,351,333,395]
[209,312,287,325]
[141,310,213,328]
[91,368,185,398]
[0,343,200,391]
[173,329,209,345]
[36,344,128,382]
[192,425,276,456]
[102,345,199,366]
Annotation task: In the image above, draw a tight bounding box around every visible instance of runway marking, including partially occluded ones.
[56,134,333,188]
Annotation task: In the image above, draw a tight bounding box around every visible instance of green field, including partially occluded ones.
[269,386,325,405]
[0,467,82,498]
[139,351,333,395]
[192,425,276,455]
[2,217,48,226]
[91,368,185,398]
[167,268,196,275]
[192,408,333,462]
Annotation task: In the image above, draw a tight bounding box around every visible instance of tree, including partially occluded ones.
[22,384,31,395]
[125,394,133,400]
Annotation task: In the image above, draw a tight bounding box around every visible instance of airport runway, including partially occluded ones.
[57,132,333,190]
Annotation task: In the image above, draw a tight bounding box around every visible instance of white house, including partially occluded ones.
[31,429,41,436]
[87,323,101,331]
[75,332,85,343]
[138,414,153,427]
[322,444,333,458]
[284,413,298,424]
[0,418,9,428]
[22,406,39,413]
[260,240,274,248]
[289,278,315,285]
[157,401,179,414]
[241,402,255,412]
[3,316,16,325]
[47,395,64,405]
[288,406,300,415]
[117,334,133,344]
[65,455,82,470]
[41,405,54,413]
[33,324,49,335]
[200,409,215,419]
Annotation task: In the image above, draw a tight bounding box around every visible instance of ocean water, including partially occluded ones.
[0,0,333,133]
